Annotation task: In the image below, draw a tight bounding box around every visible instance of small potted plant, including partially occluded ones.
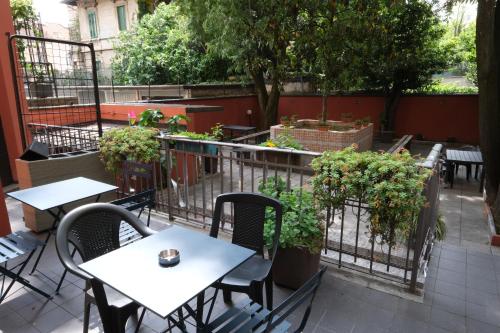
[280,116,291,127]
[257,132,304,167]
[354,119,364,129]
[137,109,165,128]
[99,127,161,187]
[259,176,324,289]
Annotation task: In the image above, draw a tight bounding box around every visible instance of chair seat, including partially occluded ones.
[217,256,272,288]
[86,284,136,309]
[203,299,290,333]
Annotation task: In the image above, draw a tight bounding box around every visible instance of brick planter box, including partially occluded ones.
[270,119,373,152]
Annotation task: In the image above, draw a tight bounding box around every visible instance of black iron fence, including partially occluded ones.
[150,136,441,292]
[8,34,102,152]
[27,123,100,155]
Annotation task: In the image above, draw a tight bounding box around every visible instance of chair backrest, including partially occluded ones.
[210,192,282,258]
[55,203,155,331]
[263,266,327,333]
[121,160,155,196]
[55,203,155,281]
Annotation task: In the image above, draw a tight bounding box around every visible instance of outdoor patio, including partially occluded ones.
[1,168,499,333]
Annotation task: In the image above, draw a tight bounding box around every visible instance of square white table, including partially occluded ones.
[79,225,255,330]
[8,177,117,276]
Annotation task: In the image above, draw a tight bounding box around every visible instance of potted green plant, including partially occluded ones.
[28,63,53,98]
[257,132,304,167]
[280,116,291,127]
[259,176,324,289]
[99,126,160,175]
[137,108,165,128]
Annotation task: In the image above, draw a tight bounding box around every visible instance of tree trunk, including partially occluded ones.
[251,69,280,129]
[383,87,402,131]
[477,0,500,225]
[321,93,328,123]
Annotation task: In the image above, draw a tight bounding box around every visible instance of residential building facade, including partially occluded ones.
[62,0,139,69]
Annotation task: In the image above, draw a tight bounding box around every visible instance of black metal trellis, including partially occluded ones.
[8,34,102,154]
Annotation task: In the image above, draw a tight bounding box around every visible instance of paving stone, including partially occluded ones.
[439,258,466,273]
[429,307,466,333]
[432,293,466,316]
[466,318,500,333]
[465,302,500,328]
[31,306,75,333]
[435,280,466,300]
[436,267,466,286]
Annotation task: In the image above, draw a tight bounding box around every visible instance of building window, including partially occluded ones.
[88,10,98,39]
[117,5,127,31]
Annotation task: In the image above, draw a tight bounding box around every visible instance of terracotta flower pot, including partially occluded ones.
[272,247,321,290]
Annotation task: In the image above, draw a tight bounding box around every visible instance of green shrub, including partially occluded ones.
[259,133,304,150]
[311,146,431,246]
[259,177,324,254]
[99,127,160,173]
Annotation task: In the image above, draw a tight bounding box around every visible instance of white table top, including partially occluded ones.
[79,225,255,319]
[7,177,117,211]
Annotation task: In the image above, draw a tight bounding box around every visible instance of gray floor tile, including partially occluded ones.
[31,306,76,333]
[435,280,466,300]
[466,318,500,333]
[432,293,466,316]
[396,299,431,322]
[430,307,466,333]
[439,258,466,273]
[437,267,466,286]
[389,315,428,333]
[465,302,500,328]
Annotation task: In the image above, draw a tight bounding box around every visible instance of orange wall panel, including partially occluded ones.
[0,2,24,182]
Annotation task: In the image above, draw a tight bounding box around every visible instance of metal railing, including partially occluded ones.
[151,136,441,292]
[27,123,100,155]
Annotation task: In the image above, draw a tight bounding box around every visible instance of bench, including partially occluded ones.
[387,135,413,154]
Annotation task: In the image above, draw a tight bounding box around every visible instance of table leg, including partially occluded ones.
[30,206,65,275]
[450,162,455,189]
[479,166,485,193]
[0,250,52,304]
[196,290,205,333]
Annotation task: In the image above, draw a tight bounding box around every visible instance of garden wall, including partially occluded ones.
[100,94,478,144]
[279,95,479,144]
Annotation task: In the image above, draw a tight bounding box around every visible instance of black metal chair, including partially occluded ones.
[203,266,327,333]
[55,203,155,333]
[0,231,52,304]
[209,192,282,310]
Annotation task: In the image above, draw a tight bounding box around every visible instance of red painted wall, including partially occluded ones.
[0,2,18,233]
[279,95,479,144]
[101,95,478,143]
[161,96,260,129]
[0,2,24,182]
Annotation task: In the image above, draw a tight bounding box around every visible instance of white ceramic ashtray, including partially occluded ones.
[158,249,180,267]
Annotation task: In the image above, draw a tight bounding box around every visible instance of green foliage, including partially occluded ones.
[351,1,447,94]
[441,22,477,85]
[175,131,215,141]
[434,214,447,241]
[165,114,190,134]
[210,123,224,141]
[10,0,37,25]
[137,109,165,127]
[259,177,324,254]
[112,3,231,85]
[409,81,478,94]
[311,147,431,246]
[260,132,304,150]
[99,127,160,173]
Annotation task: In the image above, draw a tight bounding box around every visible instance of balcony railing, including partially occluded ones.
[147,136,441,293]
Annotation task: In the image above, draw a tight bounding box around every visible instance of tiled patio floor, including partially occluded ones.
[1,169,500,332]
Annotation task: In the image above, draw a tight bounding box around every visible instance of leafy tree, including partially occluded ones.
[181,0,311,129]
[351,1,448,132]
[112,2,230,85]
[441,21,477,85]
[294,1,360,123]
